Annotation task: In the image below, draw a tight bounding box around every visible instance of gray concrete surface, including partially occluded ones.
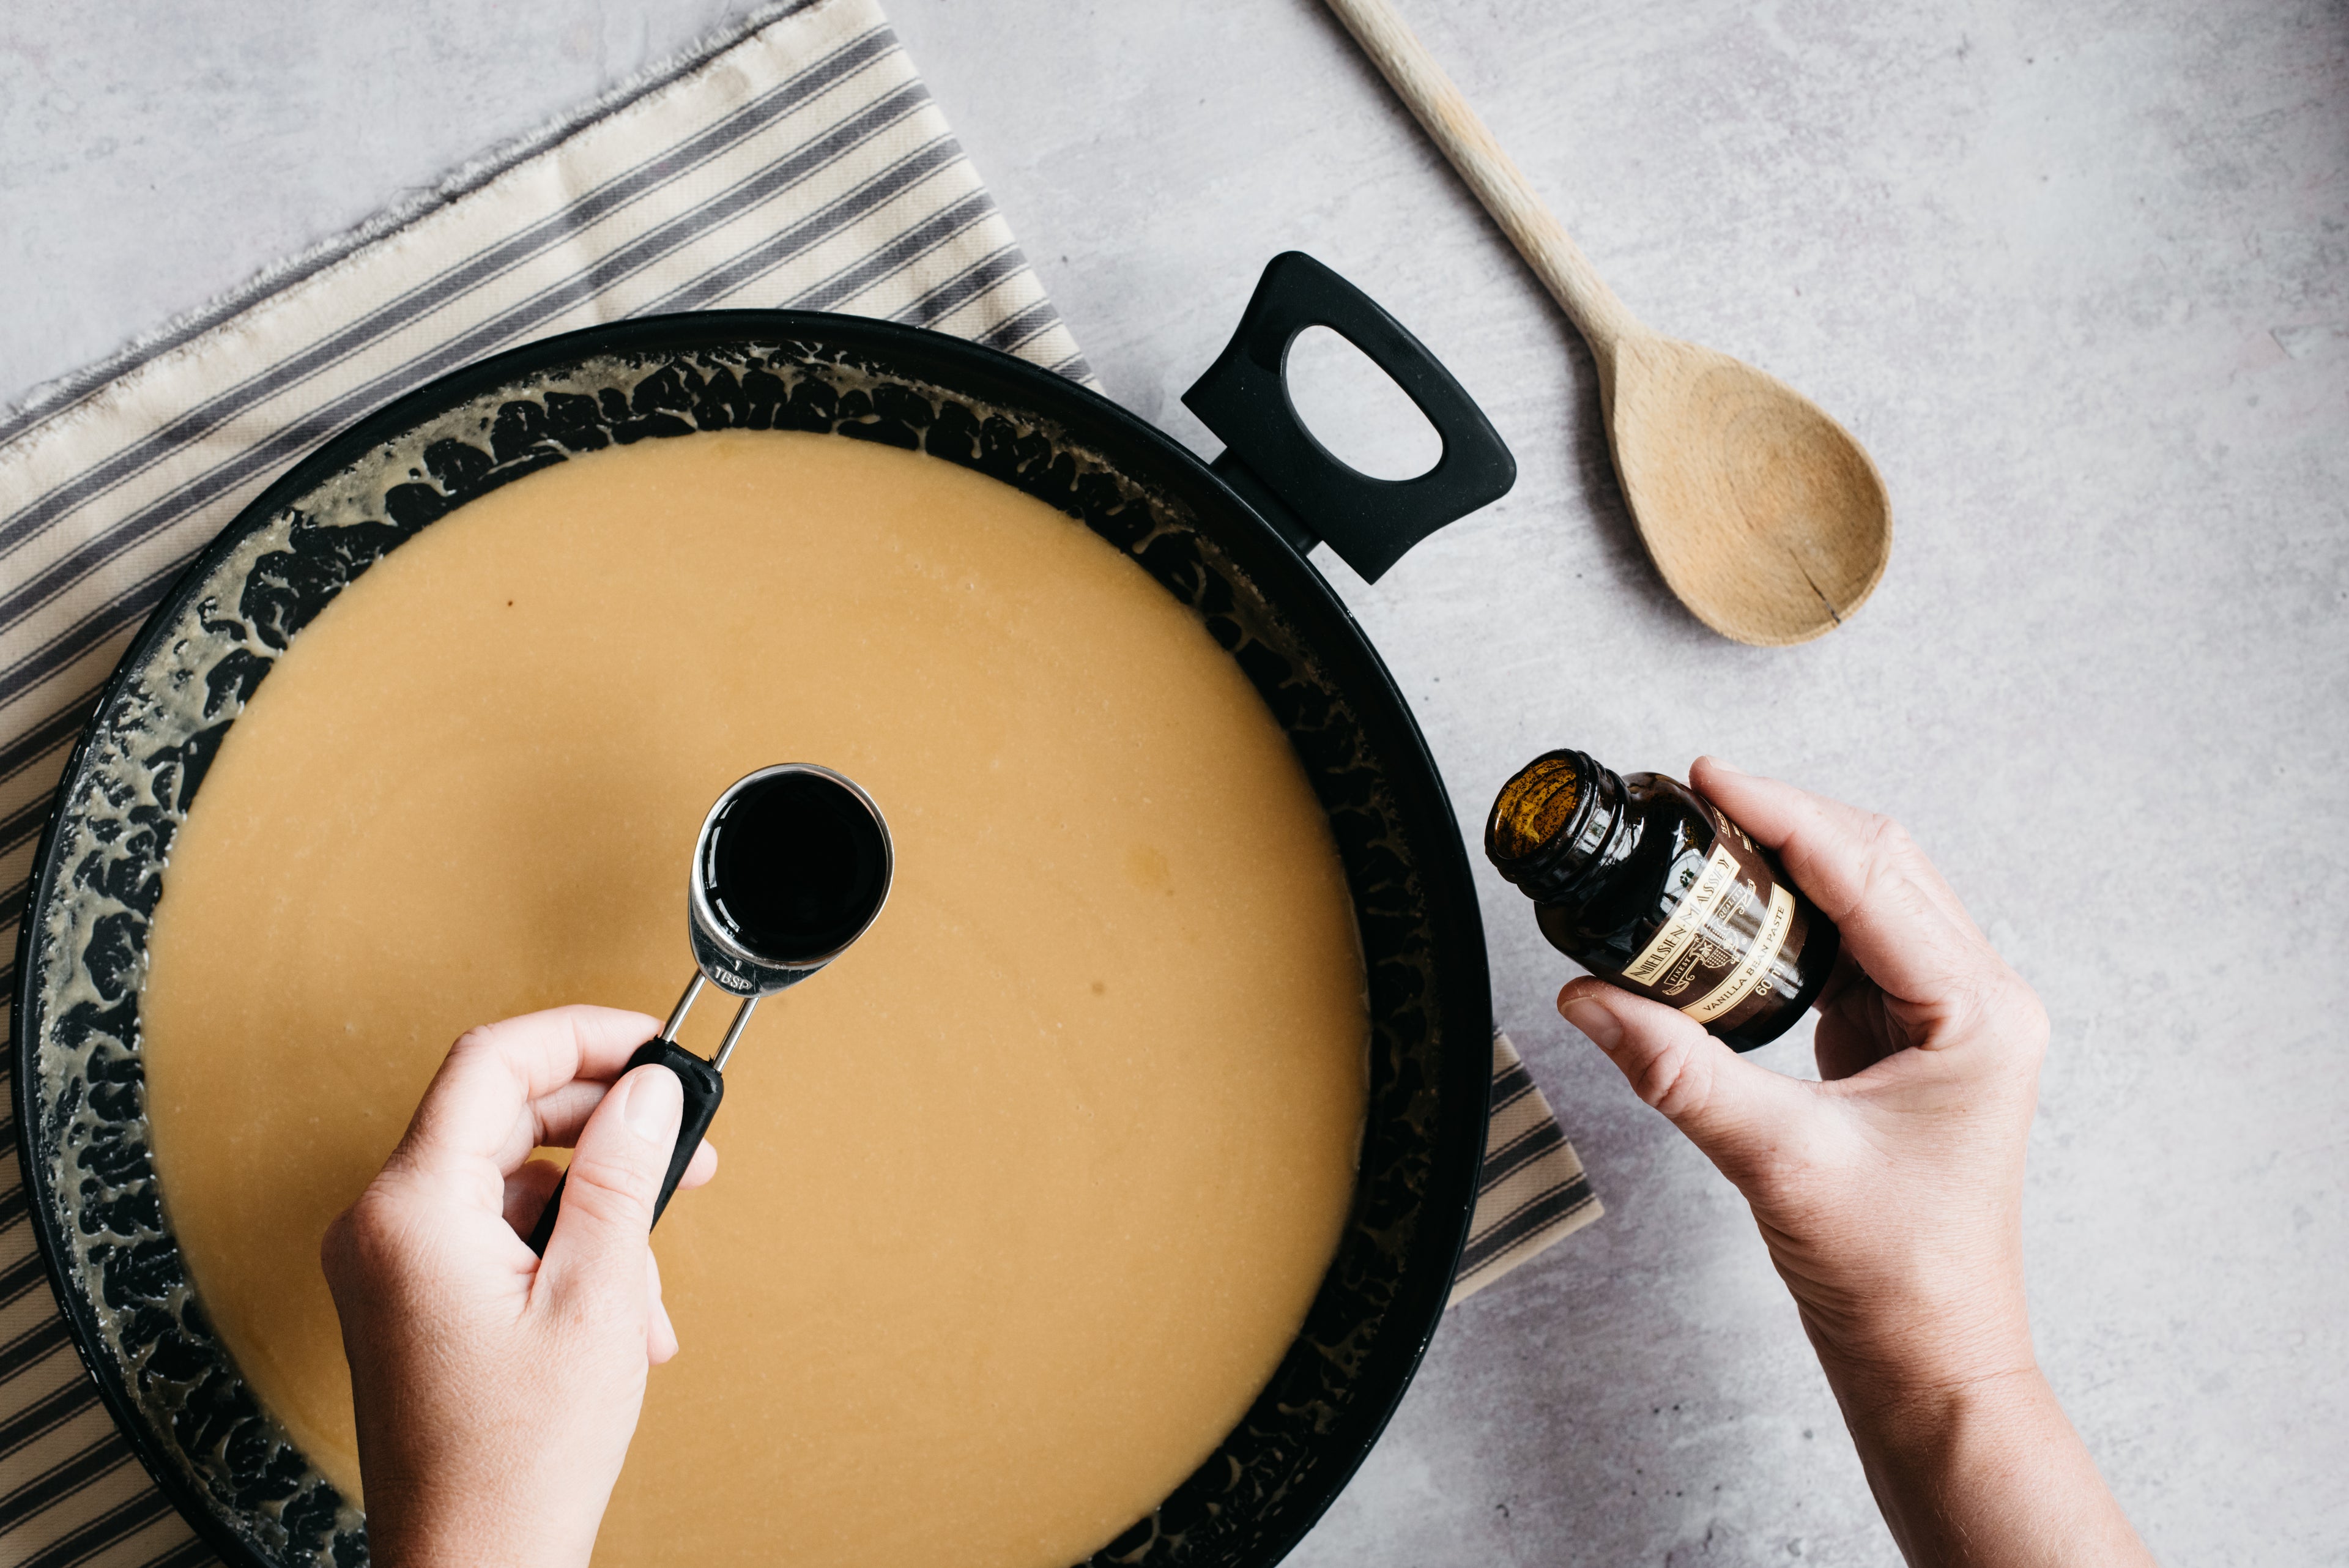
[6,0,2346,1562]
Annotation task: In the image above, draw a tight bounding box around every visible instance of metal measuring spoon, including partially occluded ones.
[525,764,892,1255]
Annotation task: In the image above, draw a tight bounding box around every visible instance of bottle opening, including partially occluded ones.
[1488,751,1588,866]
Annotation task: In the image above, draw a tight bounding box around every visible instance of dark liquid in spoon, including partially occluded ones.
[703,771,889,962]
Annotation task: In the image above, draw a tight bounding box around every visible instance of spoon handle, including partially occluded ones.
[1321,0,1641,355]
[525,1039,724,1255]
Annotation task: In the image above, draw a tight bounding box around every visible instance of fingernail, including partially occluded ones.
[1707,758,1747,778]
[1560,997,1622,1051]
[622,1065,683,1142]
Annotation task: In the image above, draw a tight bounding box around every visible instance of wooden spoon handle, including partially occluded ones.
[1321,0,1641,356]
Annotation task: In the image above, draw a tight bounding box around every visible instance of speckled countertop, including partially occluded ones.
[5,2,2345,1562]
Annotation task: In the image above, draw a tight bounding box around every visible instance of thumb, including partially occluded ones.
[1559,980,1811,1182]
[541,1063,682,1299]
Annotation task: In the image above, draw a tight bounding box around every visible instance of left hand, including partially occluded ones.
[321,1006,718,1568]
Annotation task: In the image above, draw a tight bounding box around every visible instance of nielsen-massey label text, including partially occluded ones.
[1616,808,1806,1033]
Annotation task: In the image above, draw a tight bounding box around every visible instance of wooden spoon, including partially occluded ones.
[1322,0,1891,645]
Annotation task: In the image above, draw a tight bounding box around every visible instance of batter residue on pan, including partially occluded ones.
[138,429,1370,1568]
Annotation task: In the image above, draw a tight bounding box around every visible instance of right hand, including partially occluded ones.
[1557,759,2153,1566]
[1557,757,2047,1400]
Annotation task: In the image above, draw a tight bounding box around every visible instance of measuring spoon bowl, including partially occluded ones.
[687,763,894,998]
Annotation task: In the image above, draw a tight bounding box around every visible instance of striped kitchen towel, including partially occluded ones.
[1451,1031,1600,1306]
[0,1,1597,1562]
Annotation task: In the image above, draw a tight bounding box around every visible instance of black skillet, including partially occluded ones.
[12,251,1513,1568]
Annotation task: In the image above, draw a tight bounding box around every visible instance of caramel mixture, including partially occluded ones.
[139,430,1368,1568]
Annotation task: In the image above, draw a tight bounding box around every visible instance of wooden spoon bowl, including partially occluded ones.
[1326,0,1894,645]
[1604,336,1890,644]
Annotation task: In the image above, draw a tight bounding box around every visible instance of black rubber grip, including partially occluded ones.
[524,1039,724,1255]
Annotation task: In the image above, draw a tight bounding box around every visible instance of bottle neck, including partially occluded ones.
[1484,749,1631,905]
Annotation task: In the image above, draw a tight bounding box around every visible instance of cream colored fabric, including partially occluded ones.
[1452,1033,1603,1305]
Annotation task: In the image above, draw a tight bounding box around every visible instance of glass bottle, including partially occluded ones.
[1484,750,1839,1052]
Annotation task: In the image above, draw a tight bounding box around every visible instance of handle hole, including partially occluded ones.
[1282,325,1442,482]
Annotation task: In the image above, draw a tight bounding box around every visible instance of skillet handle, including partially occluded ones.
[1181,251,1515,583]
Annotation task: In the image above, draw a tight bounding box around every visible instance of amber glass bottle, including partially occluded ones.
[1485,750,1839,1052]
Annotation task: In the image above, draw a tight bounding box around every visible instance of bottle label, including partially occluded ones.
[1619,842,1743,990]
[1617,806,1808,1033]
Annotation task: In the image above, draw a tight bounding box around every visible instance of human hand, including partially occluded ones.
[321,1006,718,1568]
[1557,757,2044,1400]
[1557,760,2153,1566]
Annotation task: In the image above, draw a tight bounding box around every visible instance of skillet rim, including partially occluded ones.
[10,307,1494,1568]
